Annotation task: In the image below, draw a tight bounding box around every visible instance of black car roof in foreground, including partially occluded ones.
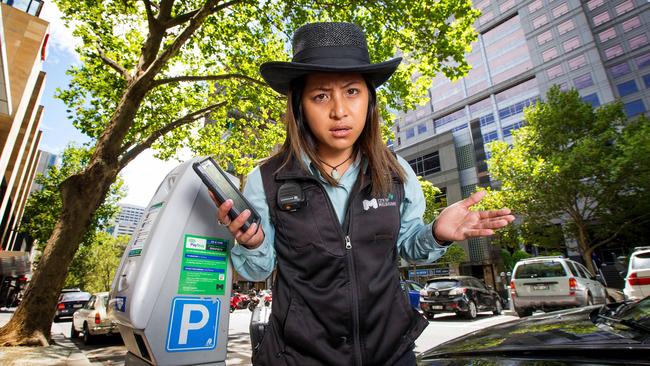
[418,299,650,362]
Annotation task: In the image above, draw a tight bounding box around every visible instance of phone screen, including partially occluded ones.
[198,159,252,217]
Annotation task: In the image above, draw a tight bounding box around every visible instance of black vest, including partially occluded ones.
[253,154,428,366]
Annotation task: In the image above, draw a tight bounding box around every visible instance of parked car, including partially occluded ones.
[417,296,650,364]
[420,276,503,320]
[53,291,91,322]
[623,246,650,300]
[510,256,608,317]
[400,280,425,311]
[71,292,120,344]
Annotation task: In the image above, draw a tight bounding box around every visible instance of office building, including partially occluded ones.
[394,0,649,288]
[0,0,47,285]
[110,203,146,238]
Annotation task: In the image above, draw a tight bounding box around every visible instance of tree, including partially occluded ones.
[0,0,479,345]
[70,233,130,293]
[482,86,650,274]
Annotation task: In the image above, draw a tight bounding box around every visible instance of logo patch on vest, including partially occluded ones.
[362,196,397,211]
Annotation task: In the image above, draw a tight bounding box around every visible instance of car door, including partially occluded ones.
[578,263,607,303]
[471,279,493,309]
[73,295,95,331]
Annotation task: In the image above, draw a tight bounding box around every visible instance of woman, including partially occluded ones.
[215,22,514,365]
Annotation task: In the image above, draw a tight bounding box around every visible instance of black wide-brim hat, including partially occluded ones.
[260,22,402,95]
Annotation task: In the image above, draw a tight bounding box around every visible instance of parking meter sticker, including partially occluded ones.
[128,249,142,257]
[131,203,163,251]
[113,296,127,312]
[166,297,221,352]
[178,235,229,296]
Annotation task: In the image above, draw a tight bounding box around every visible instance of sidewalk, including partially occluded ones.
[0,309,92,365]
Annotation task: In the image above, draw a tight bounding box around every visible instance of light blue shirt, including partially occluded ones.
[230,154,449,281]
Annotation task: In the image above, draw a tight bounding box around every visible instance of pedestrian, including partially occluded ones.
[213,22,515,366]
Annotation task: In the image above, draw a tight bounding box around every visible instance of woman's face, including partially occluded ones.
[301,73,369,158]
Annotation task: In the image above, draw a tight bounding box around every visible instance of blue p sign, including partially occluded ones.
[166,297,220,352]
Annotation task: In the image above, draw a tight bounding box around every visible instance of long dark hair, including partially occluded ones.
[272,76,406,197]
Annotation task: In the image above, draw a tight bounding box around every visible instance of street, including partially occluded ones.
[49,308,517,365]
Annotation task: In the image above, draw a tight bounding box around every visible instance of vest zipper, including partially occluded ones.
[300,175,365,366]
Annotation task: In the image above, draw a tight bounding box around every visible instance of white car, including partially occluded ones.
[510,256,608,317]
[71,292,120,344]
[623,247,650,300]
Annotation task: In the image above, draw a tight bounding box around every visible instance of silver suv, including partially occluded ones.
[510,256,608,317]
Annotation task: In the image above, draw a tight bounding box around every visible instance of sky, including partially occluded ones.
[38,3,181,208]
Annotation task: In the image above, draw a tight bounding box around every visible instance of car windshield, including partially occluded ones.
[631,252,650,270]
[617,296,650,327]
[514,261,566,278]
[426,280,459,289]
[61,292,91,302]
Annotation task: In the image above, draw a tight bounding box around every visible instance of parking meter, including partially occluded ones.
[109,157,235,366]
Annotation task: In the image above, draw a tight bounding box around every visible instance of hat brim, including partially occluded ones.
[260,57,402,95]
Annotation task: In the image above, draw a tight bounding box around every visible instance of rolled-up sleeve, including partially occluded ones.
[230,167,276,281]
[396,155,449,263]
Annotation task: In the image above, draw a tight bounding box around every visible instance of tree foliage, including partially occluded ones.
[480,86,650,272]
[66,233,130,293]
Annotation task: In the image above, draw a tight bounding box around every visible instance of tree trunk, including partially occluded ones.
[576,223,596,274]
[0,161,118,346]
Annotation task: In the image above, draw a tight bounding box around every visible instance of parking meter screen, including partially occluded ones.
[194,158,260,231]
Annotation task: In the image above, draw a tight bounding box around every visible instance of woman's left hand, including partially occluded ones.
[433,190,515,242]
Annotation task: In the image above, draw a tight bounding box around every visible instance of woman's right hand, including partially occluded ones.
[209,191,265,249]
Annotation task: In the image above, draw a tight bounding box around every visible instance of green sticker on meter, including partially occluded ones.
[178,234,229,295]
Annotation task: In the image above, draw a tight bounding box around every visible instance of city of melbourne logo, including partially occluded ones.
[362,194,397,211]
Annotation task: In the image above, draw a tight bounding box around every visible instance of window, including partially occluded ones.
[542,47,558,62]
[417,123,427,134]
[502,121,524,137]
[586,0,604,11]
[617,80,639,97]
[533,14,549,29]
[498,97,539,119]
[528,0,543,13]
[610,62,631,78]
[500,0,515,12]
[604,44,624,60]
[483,131,499,143]
[615,0,634,16]
[563,36,581,52]
[557,19,575,35]
[568,55,587,70]
[537,30,553,45]
[456,144,475,170]
[582,93,600,107]
[552,3,569,18]
[629,34,649,50]
[546,64,564,79]
[408,152,441,176]
[593,11,610,27]
[622,17,641,32]
[405,128,415,139]
[643,74,650,89]
[598,28,617,43]
[624,99,646,117]
[636,53,650,69]
[479,114,495,127]
[434,109,466,129]
[573,73,594,89]
[452,124,468,132]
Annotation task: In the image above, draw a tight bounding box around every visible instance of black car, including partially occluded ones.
[417,296,650,365]
[53,291,91,322]
[420,276,502,320]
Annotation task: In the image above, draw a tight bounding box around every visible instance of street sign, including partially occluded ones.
[166,297,221,352]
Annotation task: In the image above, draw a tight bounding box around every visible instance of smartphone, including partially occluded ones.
[192,157,261,232]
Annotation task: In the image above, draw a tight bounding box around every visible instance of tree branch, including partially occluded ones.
[590,213,650,251]
[97,46,131,81]
[142,0,156,28]
[118,101,226,169]
[152,73,267,88]
[165,10,199,29]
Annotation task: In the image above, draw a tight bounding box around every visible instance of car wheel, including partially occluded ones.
[83,323,94,345]
[515,307,532,318]
[493,299,503,315]
[70,322,80,339]
[424,312,435,320]
[465,301,477,319]
[586,294,594,306]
